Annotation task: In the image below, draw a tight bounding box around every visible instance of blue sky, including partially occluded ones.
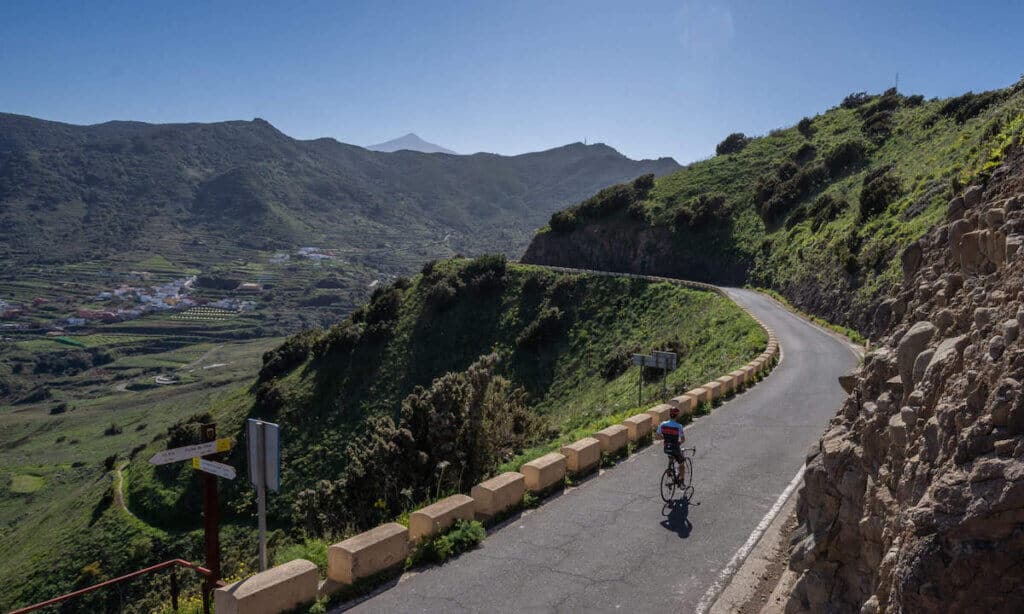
[1,0,1021,162]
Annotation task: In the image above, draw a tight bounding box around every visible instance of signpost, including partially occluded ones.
[633,351,679,404]
[247,419,281,571]
[147,426,234,614]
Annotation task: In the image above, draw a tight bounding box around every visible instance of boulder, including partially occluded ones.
[897,322,936,396]
[901,242,924,281]
[946,195,965,220]
[963,185,983,208]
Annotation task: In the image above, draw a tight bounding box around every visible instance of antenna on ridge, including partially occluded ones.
[895,72,899,92]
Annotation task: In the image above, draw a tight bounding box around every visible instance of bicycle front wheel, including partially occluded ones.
[660,467,676,502]
[680,457,693,491]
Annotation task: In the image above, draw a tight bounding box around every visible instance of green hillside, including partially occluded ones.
[0,257,764,611]
[524,78,1024,334]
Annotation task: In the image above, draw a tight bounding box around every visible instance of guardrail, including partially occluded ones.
[10,559,218,614]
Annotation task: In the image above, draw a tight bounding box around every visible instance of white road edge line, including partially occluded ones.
[693,463,806,614]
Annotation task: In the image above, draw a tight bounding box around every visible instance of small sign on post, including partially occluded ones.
[247,419,281,571]
[192,457,237,480]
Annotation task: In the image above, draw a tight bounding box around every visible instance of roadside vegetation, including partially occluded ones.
[534,77,1024,335]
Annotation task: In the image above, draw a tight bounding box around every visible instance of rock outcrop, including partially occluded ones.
[787,151,1024,613]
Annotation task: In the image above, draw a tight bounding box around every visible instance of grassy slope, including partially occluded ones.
[531,79,1024,333]
[0,338,278,612]
[0,259,762,611]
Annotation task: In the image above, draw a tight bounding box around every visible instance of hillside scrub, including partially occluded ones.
[523,77,1024,337]
[124,256,764,542]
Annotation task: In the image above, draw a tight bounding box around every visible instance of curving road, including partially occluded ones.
[337,287,858,613]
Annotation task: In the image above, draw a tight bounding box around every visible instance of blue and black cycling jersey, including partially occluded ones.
[657,419,684,453]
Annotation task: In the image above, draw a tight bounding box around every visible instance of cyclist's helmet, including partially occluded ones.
[669,406,680,418]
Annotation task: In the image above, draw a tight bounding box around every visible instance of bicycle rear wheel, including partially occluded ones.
[660,467,677,502]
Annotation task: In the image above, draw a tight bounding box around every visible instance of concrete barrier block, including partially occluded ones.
[560,437,601,473]
[409,494,476,542]
[522,452,566,492]
[622,413,654,441]
[328,523,408,585]
[471,472,526,520]
[729,369,746,386]
[715,375,734,394]
[647,403,672,424]
[670,394,697,414]
[215,559,318,614]
[594,424,629,452]
[687,387,710,404]
[741,366,755,382]
[703,381,723,400]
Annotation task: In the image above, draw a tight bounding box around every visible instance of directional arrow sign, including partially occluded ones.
[148,438,232,465]
[192,457,236,480]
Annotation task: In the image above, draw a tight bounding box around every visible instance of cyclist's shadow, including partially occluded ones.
[660,493,695,538]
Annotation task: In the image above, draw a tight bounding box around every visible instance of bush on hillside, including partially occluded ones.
[577,183,634,219]
[673,193,731,228]
[859,167,902,220]
[258,329,320,382]
[809,193,848,231]
[791,143,817,164]
[755,162,826,223]
[460,254,507,294]
[797,117,815,137]
[715,132,750,156]
[632,173,655,196]
[313,321,361,358]
[549,209,577,233]
[840,92,874,109]
[823,140,868,176]
[293,354,544,533]
[601,345,639,381]
[516,305,566,350]
[365,287,403,325]
[938,90,1006,124]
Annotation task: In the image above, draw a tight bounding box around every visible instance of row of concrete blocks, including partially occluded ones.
[215,278,781,614]
[213,411,660,614]
[216,346,783,614]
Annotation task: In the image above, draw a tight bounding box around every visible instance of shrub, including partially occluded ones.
[549,209,576,233]
[103,423,122,436]
[365,287,403,325]
[632,173,655,195]
[460,254,507,294]
[809,193,847,230]
[49,403,68,415]
[258,329,320,382]
[715,132,750,155]
[859,167,902,220]
[577,183,634,218]
[938,90,1005,124]
[823,140,868,176]
[516,305,565,350]
[840,92,873,109]
[673,193,730,228]
[313,322,361,358]
[601,345,639,381]
[797,117,815,137]
[905,94,924,107]
[410,519,485,565]
[791,143,816,164]
[424,279,458,310]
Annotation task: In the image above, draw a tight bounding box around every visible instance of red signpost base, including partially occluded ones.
[201,423,221,614]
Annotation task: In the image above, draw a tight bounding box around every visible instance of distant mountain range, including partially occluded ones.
[367,132,456,154]
[0,113,678,284]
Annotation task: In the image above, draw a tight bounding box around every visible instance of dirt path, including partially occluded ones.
[113,462,138,520]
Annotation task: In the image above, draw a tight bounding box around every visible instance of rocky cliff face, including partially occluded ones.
[787,149,1024,613]
[521,221,750,285]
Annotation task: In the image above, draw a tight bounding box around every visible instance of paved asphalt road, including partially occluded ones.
[338,287,858,613]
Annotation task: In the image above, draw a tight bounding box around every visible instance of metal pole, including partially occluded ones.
[200,423,220,614]
[638,364,642,407]
[169,569,179,611]
[256,422,268,571]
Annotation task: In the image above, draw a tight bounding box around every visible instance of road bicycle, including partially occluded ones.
[660,447,695,502]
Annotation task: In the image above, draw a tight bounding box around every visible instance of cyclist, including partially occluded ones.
[655,406,687,484]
